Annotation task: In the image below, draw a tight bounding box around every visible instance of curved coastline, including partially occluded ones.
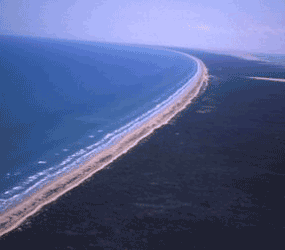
[0,51,209,237]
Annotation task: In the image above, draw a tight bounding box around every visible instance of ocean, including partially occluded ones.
[0,36,198,208]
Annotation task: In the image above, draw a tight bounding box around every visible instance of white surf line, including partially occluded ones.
[0,51,208,237]
[248,77,285,83]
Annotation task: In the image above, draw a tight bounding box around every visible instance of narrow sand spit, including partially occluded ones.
[248,77,285,83]
[0,56,209,238]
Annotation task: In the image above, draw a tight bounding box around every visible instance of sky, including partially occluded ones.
[0,0,284,53]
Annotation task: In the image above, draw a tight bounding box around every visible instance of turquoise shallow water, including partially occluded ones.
[0,36,198,207]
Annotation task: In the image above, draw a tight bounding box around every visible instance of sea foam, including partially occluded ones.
[0,50,203,211]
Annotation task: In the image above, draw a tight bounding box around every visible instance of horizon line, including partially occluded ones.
[1,33,284,55]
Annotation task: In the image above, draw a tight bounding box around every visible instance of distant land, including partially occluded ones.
[248,77,285,82]
[204,48,285,66]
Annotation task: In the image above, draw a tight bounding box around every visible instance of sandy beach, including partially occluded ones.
[0,56,208,238]
[248,76,285,82]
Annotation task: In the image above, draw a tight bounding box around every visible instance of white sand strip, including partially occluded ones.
[248,77,285,82]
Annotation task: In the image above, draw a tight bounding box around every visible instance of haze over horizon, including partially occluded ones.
[0,0,284,54]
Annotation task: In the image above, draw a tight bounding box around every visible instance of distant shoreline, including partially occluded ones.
[204,49,271,62]
[0,53,209,238]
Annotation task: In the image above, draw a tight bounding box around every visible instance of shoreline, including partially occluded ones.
[0,55,209,238]
[205,49,271,62]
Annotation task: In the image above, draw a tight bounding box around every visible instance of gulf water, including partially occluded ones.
[0,36,198,207]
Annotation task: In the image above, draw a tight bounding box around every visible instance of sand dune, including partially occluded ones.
[0,55,209,238]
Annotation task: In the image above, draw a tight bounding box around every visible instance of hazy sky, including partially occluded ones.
[0,0,284,53]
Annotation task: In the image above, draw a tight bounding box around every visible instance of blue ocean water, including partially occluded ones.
[1,48,284,249]
[0,36,198,206]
